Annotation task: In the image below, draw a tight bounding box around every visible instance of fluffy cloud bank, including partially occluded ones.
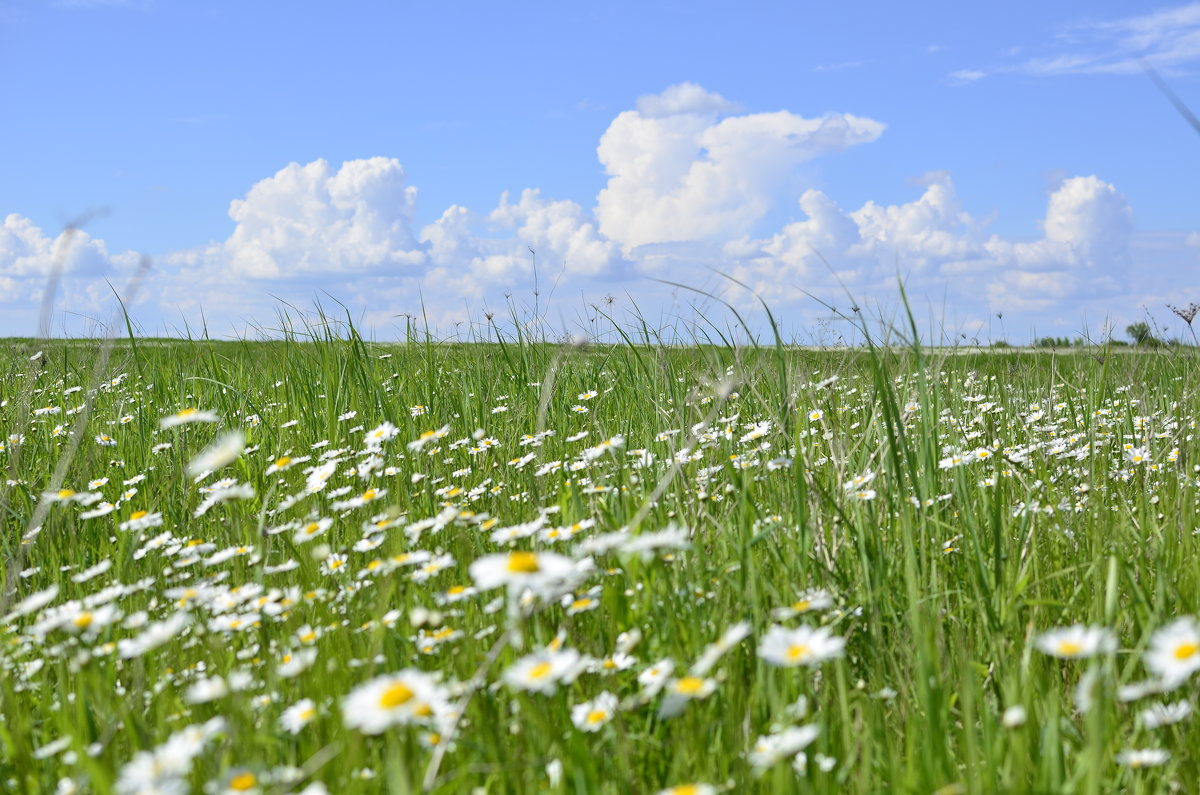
[0,83,1190,340]
[725,172,1134,313]
[421,189,625,298]
[596,83,885,252]
[222,157,425,279]
[0,214,140,331]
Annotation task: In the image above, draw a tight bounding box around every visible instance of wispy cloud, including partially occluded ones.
[947,69,988,85]
[950,3,1200,82]
[813,60,865,73]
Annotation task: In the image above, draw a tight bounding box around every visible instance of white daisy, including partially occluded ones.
[1143,617,1200,687]
[759,624,846,667]
[503,648,584,694]
[1033,624,1117,660]
[341,670,446,734]
[570,691,618,732]
[281,698,318,734]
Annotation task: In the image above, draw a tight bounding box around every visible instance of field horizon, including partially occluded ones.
[2,320,1199,793]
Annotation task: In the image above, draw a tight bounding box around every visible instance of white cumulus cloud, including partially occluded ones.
[595,83,885,252]
[724,173,1133,314]
[0,214,140,334]
[220,157,426,279]
[2,84,1183,342]
[420,189,625,300]
[1,214,125,279]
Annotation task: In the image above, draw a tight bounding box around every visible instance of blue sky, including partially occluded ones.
[2,0,1199,342]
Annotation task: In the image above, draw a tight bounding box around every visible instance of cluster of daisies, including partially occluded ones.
[0,353,1197,792]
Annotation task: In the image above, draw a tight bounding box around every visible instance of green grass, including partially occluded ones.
[1,316,1198,794]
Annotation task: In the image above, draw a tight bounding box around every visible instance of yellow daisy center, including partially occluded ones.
[129,510,147,520]
[586,708,608,724]
[674,676,706,695]
[1057,641,1082,656]
[1173,642,1199,660]
[507,552,540,573]
[228,772,257,791]
[787,644,810,661]
[529,662,553,680]
[379,682,415,708]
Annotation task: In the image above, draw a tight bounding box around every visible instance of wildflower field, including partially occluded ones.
[2,327,1200,794]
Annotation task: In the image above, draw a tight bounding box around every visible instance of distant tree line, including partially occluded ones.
[985,322,1189,349]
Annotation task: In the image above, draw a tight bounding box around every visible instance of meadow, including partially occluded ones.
[1,316,1199,794]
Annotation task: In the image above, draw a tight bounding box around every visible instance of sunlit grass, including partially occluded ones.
[1,312,1198,794]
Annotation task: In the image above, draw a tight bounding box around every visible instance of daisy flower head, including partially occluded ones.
[293,517,333,544]
[281,698,318,734]
[1144,616,1200,688]
[503,648,584,694]
[321,553,348,575]
[407,424,449,452]
[759,624,846,667]
[217,771,262,794]
[435,584,477,605]
[468,549,582,596]
[80,501,117,519]
[658,676,718,719]
[1033,624,1117,660]
[691,621,751,676]
[656,784,717,795]
[278,648,318,679]
[570,691,618,732]
[119,510,163,533]
[159,408,219,429]
[1116,748,1170,768]
[186,430,246,477]
[1001,705,1027,728]
[563,592,601,615]
[638,658,675,696]
[364,422,399,448]
[666,675,715,701]
[595,651,636,674]
[1139,700,1193,729]
[42,488,91,505]
[266,454,308,475]
[771,589,834,621]
[341,670,447,734]
[1125,446,1150,466]
[747,724,820,772]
